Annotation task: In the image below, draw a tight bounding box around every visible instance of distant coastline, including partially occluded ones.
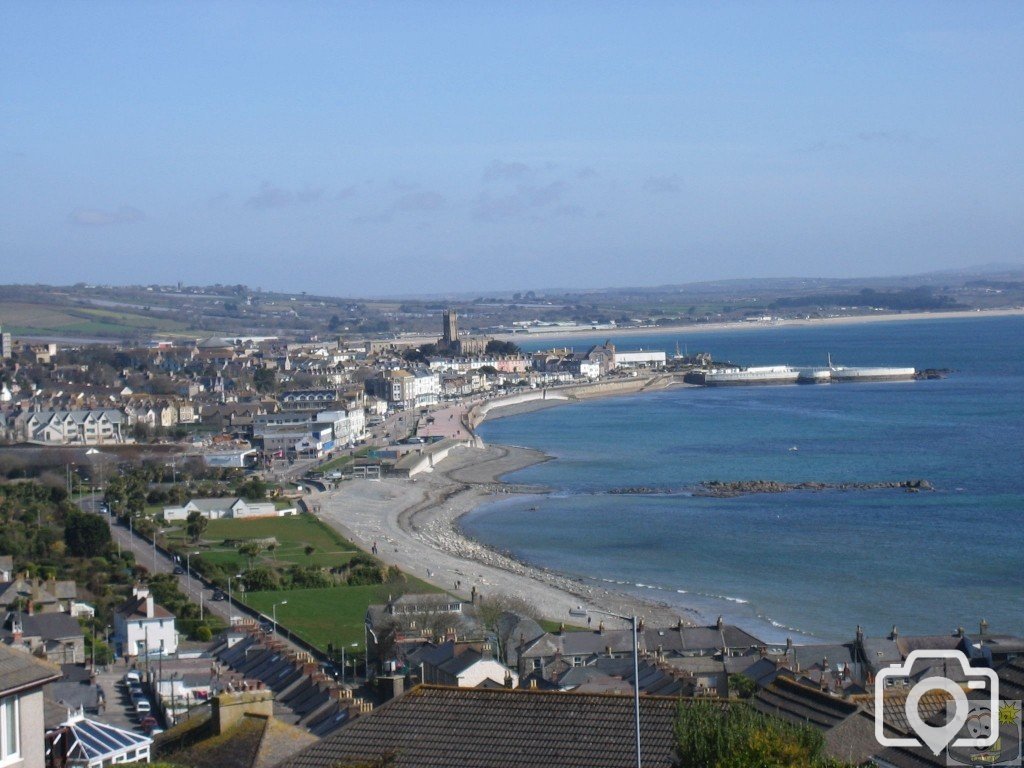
[491,306,1024,343]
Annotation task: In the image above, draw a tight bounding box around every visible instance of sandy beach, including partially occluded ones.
[491,307,1024,342]
[313,438,695,630]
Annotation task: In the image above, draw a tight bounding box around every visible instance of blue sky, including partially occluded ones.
[2,2,1022,295]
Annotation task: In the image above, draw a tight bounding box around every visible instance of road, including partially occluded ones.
[78,497,294,650]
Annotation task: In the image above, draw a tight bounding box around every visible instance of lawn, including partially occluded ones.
[244,580,443,649]
[192,513,361,569]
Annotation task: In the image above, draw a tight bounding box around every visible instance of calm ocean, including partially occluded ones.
[463,315,1024,644]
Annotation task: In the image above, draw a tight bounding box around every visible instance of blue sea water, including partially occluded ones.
[462,316,1024,643]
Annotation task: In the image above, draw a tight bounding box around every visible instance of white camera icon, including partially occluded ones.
[874,649,999,755]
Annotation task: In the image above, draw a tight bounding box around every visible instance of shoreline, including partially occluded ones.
[314,439,699,630]
[491,306,1024,342]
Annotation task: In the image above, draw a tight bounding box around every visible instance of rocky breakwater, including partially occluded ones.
[608,479,935,496]
[695,479,934,497]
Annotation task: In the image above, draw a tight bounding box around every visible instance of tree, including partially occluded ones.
[238,540,264,569]
[186,511,209,543]
[485,339,522,356]
[674,700,853,768]
[253,367,277,394]
[64,511,112,557]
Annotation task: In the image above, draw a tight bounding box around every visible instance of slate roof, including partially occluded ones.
[116,593,174,620]
[279,685,682,768]
[751,676,860,731]
[0,643,61,693]
[997,656,1024,700]
[863,689,951,736]
[4,611,84,640]
[751,678,880,764]
[644,624,765,656]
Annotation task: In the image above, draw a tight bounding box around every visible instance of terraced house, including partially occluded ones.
[10,409,126,445]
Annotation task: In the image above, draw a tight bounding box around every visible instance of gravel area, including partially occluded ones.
[313,443,698,630]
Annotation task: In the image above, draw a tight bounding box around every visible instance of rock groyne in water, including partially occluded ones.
[608,479,934,497]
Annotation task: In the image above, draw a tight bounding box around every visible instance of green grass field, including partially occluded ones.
[0,300,198,338]
[188,513,361,569]
[244,580,442,648]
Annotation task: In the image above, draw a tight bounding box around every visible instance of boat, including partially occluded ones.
[692,365,801,386]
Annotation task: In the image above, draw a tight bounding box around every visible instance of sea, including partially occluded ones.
[462,315,1024,644]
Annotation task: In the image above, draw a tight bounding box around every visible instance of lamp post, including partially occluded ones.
[272,600,288,632]
[364,623,378,680]
[186,551,203,621]
[574,608,642,768]
[227,574,242,627]
[151,528,167,571]
[340,642,358,685]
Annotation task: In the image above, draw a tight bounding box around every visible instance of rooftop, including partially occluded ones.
[279,685,681,768]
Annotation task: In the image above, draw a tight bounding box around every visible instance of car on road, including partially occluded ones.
[139,715,158,731]
[260,622,274,634]
[133,699,152,718]
[173,566,184,575]
[212,590,226,601]
[123,670,141,685]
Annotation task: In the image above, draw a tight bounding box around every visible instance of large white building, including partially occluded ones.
[614,350,667,368]
[113,586,178,659]
[162,497,290,522]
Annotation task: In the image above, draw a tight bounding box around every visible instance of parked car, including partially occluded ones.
[173,566,184,575]
[212,590,226,601]
[139,716,158,731]
[134,699,152,718]
[123,670,141,685]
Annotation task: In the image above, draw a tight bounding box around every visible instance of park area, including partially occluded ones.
[163,512,443,655]
[244,581,441,650]
[165,512,359,572]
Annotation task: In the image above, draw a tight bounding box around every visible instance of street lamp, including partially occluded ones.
[152,529,164,571]
[340,642,358,685]
[186,551,203,621]
[364,623,378,680]
[272,600,287,632]
[573,608,642,768]
[227,574,242,626]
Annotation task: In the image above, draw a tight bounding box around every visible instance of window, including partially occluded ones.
[0,696,19,763]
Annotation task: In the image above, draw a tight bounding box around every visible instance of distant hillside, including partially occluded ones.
[1,266,1021,343]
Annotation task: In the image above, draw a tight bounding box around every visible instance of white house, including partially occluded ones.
[162,497,286,522]
[112,586,178,660]
[407,641,518,688]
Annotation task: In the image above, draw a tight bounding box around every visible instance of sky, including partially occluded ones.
[2,2,1022,296]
